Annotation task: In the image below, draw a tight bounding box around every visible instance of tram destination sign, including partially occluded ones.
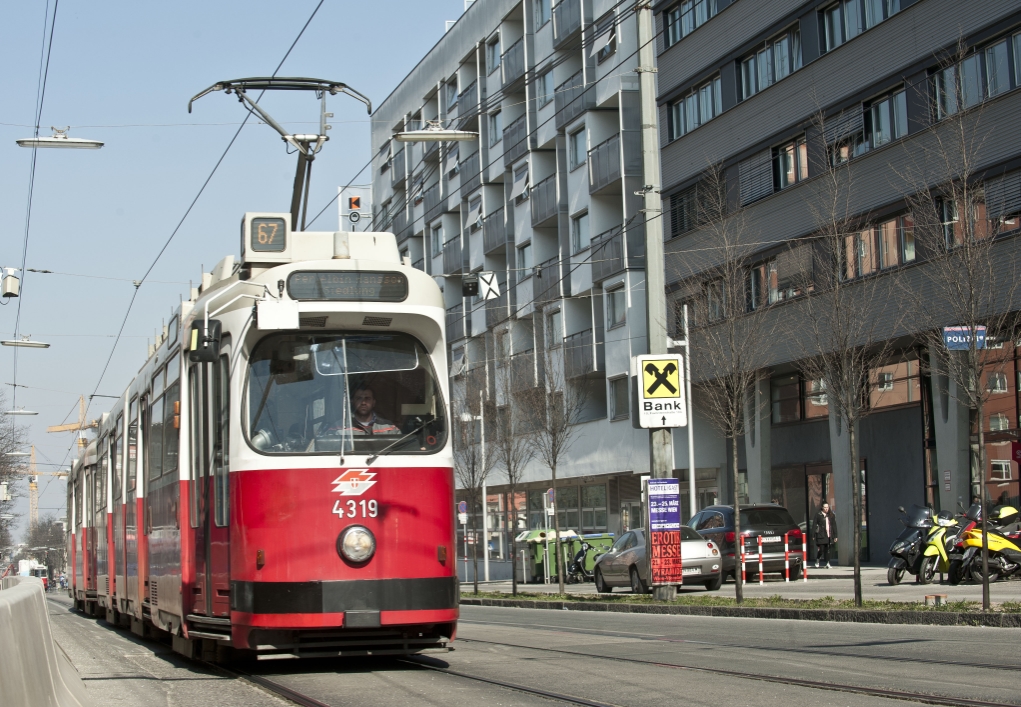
[288,271,408,302]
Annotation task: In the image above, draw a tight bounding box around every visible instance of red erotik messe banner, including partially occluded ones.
[650,530,684,584]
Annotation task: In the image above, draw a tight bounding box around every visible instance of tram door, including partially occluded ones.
[190,351,232,617]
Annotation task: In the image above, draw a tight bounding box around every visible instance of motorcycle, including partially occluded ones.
[949,505,1021,585]
[917,509,971,584]
[888,505,933,585]
[566,541,594,584]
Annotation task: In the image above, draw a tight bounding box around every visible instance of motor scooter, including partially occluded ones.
[888,505,933,585]
[949,504,1021,584]
[566,542,594,584]
[917,509,970,584]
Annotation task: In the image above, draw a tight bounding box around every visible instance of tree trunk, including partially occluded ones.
[508,486,518,596]
[471,490,479,595]
[976,394,990,611]
[848,419,862,607]
[552,463,565,595]
[732,430,744,604]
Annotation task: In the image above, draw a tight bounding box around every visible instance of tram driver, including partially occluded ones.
[333,384,399,436]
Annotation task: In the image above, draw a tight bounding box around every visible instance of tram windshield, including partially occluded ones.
[247,332,447,455]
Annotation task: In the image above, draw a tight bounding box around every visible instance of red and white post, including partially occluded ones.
[757,536,764,585]
[784,532,790,582]
[740,540,747,584]
[802,533,809,582]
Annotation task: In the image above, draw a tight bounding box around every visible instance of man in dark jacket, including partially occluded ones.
[813,503,837,568]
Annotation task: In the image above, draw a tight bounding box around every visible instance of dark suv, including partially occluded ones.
[689,504,804,580]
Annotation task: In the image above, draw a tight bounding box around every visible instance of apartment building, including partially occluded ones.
[371,0,669,567]
[655,0,1021,563]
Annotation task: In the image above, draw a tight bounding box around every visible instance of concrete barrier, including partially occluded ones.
[0,577,91,706]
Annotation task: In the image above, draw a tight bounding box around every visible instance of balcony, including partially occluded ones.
[392,210,409,243]
[423,183,443,224]
[564,328,605,379]
[502,114,528,168]
[457,81,479,124]
[591,227,625,283]
[390,149,406,189]
[483,207,507,254]
[485,290,510,328]
[501,38,525,88]
[530,174,558,227]
[552,0,581,48]
[459,150,481,196]
[510,349,538,391]
[412,257,424,272]
[443,237,463,275]
[555,70,594,130]
[424,139,439,161]
[446,304,464,342]
[535,256,560,303]
[626,220,646,269]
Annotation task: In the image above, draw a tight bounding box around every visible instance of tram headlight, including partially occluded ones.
[338,525,376,564]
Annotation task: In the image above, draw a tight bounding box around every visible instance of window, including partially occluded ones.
[901,215,916,263]
[518,243,533,273]
[547,310,562,348]
[741,28,802,99]
[988,371,1008,393]
[1015,33,1021,94]
[446,80,458,110]
[771,374,801,423]
[842,230,877,279]
[868,89,907,148]
[823,0,861,52]
[665,0,717,47]
[610,376,629,419]
[706,279,725,322]
[991,460,1012,481]
[212,354,230,527]
[571,212,590,253]
[581,485,608,531]
[534,0,551,28]
[990,414,1010,432]
[431,226,443,257]
[669,76,722,139]
[512,165,530,203]
[864,0,899,29]
[877,371,894,391]
[537,70,554,108]
[488,111,503,147]
[985,40,1010,98]
[556,486,579,530]
[569,128,586,170]
[445,144,460,177]
[467,195,483,232]
[487,38,501,75]
[877,218,899,269]
[870,358,921,408]
[592,15,616,63]
[805,378,829,418]
[748,255,809,311]
[774,137,808,190]
[607,286,626,328]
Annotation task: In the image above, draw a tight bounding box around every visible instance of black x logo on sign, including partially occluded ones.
[644,362,678,397]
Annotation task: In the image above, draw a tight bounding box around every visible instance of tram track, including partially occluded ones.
[456,636,1020,707]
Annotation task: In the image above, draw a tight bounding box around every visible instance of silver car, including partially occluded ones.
[593,527,723,593]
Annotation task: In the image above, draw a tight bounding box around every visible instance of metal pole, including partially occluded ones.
[637,0,674,603]
[684,304,696,522]
[481,390,489,582]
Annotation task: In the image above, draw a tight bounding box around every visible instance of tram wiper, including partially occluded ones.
[366,418,431,464]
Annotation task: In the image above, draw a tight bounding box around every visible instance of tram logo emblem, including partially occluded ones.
[332,469,377,496]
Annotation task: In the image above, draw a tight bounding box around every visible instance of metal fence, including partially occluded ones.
[424,182,442,224]
[553,0,581,47]
[591,227,625,282]
[503,114,528,167]
[390,149,406,188]
[459,150,481,196]
[530,174,558,227]
[535,256,561,303]
[564,328,605,379]
[502,37,525,87]
[443,237,463,275]
[588,134,621,194]
[483,207,506,254]
[555,70,594,130]
[446,303,464,342]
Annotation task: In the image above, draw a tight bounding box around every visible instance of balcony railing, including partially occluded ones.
[390,149,406,188]
[424,139,439,161]
[443,237,463,275]
[457,81,479,121]
[530,174,558,227]
[535,256,560,303]
[591,227,625,282]
[564,328,605,379]
[459,150,481,196]
[485,290,510,328]
[503,114,528,168]
[510,349,537,391]
[392,210,409,243]
[423,182,443,224]
[588,134,621,194]
[446,304,464,342]
[412,257,424,272]
[552,0,581,48]
[501,37,525,87]
[555,70,594,129]
[626,220,646,269]
[483,207,506,254]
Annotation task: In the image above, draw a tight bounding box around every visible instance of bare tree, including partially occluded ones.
[679,163,774,604]
[518,340,587,594]
[797,110,901,607]
[452,366,497,595]
[492,358,536,596]
[0,391,26,554]
[24,514,66,580]
[897,41,1021,610]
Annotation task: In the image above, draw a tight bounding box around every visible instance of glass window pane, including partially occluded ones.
[1014,34,1021,94]
[858,230,877,275]
[865,0,882,28]
[699,83,713,124]
[844,0,861,40]
[938,67,959,118]
[149,397,164,480]
[792,29,802,69]
[961,54,983,108]
[825,6,842,51]
[986,41,1010,97]
[582,484,606,508]
[774,37,790,81]
[713,77,722,116]
[797,138,808,180]
[901,215,915,262]
[757,47,772,90]
[879,218,899,268]
[871,99,891,147]
[771,374,801,423]
[742,56,756,98]
[892,90,907,139]
[685,94,698,130]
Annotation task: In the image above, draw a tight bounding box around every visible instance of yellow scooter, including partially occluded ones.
[917,510,963,584]
[948,505,1021,584]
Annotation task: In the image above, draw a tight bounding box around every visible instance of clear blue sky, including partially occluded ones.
[1,0,465,542]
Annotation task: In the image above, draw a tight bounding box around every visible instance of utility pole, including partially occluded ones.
[29,445,38,528]
[636,0,675,602]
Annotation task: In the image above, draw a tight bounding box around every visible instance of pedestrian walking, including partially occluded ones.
[813,503,837,568]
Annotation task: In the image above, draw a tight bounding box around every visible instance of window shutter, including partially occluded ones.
[985,169,1021,220]
[822,107,864,144]
[739,149,773,205]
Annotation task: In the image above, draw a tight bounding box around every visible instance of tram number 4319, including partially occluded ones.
[333,499,379,519]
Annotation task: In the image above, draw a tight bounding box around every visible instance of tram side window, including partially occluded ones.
[113,418,124,502]
[213,355,230,527]
[188,367,203,528]
[163,379,181,476]
[74,478,82,529]
[128,398,138,492]
[96,452,107,522]
[149,396,164,480]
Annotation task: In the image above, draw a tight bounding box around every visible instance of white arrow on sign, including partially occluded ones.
[479,271,501,300]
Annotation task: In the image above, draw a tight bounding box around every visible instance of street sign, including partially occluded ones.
[457,500,467,513]
[458,513,468,525]
[635,354,687,428]
[943,326,986,350]
[943,469,951,492]
[647,479,683,585]
[339,185,373,232]
[479,271,501,300]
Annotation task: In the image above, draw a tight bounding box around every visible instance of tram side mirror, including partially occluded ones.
[188,319,222,363]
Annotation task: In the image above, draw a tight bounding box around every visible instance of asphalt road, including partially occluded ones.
[48,592,1021,706]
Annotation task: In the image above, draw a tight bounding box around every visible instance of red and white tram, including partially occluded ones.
[67,214,456,658]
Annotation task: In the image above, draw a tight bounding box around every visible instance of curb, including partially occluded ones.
[459,597,1021,628]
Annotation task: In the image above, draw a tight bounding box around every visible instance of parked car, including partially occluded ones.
[689,504,804,581]
[593,526,723,593]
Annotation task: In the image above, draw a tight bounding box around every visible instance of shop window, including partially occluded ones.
[582,485,608,531]
[556,486,580,530]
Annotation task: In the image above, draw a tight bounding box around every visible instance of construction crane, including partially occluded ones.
[47,396,99,449]
[5,446,68,528]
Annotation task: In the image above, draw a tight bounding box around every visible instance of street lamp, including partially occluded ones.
[395,120,478,142]
[1,335,50,348]
[3,410,38,416]
[3,452,30,457]
[16,127,103,150]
